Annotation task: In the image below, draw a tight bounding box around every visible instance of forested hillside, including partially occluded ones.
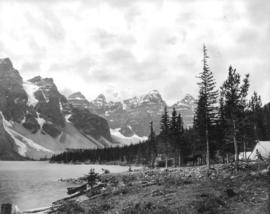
[51,46,270,167]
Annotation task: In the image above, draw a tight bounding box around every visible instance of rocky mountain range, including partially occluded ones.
[0,58,118,160]
[68,90,197,143]
[0,57,197,160]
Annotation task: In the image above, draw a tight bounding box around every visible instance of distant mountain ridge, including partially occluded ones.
[0,58,118,160]
[68,90,197,141]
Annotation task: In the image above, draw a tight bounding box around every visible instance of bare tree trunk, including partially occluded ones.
[151,155,156,168]
[1,204,12,214]
[233,120,239,170]
[206,128,210,169]
[174,150,177,168]
[165,156,168,169]
[243,140,247,161]
[178,150,181,167]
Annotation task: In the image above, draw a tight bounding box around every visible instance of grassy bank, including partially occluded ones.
[52,162,269,214]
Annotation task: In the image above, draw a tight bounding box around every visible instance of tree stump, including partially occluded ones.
[1,204,12,214]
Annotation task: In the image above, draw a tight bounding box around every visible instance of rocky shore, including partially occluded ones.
[51,162,269,214]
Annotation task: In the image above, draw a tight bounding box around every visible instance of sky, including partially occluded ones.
[0,0,269,105]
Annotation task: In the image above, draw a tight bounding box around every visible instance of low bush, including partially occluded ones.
[121,202,184,214]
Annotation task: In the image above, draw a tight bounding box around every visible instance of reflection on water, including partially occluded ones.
[0,161,131,211]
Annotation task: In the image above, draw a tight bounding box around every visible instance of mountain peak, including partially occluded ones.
[95,94,106,102]
[0,58,14,73]
[28,76,42,83]
[91,94,107,108]
[123,90,165,108]
[68,92,90,109]
[142,90,164,103]
[148,89,160,95]
[181,94,196,105]
[0,57,23,83]
[28,76,55,85]
[0,58,13,67]
[68,92,87,100]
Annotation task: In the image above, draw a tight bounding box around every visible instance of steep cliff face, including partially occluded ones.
[0,58,115,160]
[0,58,28,122]
[0,113,25,160]
[25,76,66,137]
[69,108,112,142]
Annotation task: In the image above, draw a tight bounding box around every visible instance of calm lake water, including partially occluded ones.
[0,161,133,211]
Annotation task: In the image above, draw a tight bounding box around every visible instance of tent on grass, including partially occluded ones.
[239,151,252,160]
[249,141,270,160]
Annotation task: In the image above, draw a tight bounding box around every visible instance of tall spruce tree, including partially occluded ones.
[194,45,218,169]
[262,103,270,140]
[176,113,184,166]
[160,106,170,168]
[148,121,157,168]
[249,91,263,141]
[217,95,230,162]
[170,108,178,166]
[220,66,250,168]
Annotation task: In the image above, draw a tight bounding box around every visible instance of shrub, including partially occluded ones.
[56,201,84,214]
[87,168,100,188]
[121,202,183,214]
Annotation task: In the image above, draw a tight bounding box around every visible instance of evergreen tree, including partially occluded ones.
[220,66,250,168]
[249,91,263,141]
[170,108,178,166]
[262,103,270,140]
[176,113,184,166]
[194,45,218,169]
[160,106,170,168]
[148,121,157,168]
[87,168,99,188]
[170,108,178,133]
[217,96,230,162]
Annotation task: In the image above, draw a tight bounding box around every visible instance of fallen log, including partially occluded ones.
[55,183,107,205]
[53,191,86,205]
[22,206,56,213]
[67,184,87,195]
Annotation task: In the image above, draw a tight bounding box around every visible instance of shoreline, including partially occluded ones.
[49,160,144,167]
[52,162,269,214]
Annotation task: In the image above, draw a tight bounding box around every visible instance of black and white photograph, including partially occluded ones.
[0,0,269,213]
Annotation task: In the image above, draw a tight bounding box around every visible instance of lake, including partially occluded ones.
[0,161,133,211]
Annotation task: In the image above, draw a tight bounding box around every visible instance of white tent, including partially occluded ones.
[239,151,252,160]
[249,141,270,160]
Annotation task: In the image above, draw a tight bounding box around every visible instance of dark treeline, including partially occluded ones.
[50,143,149,164]
[51,45,270,168]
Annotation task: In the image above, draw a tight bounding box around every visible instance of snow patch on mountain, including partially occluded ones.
[123,90,164,108]
[42,90,50,103]
[72,96,84,100]
[1,112,53,156]
[23,81,39,106]
[68,92,86,100]
[59,101,63,111]
[36,113,46,128]
[2,113,27,156]
[8,128,53,154]
[65,114,72,123]
[110,128,148,145]
[123,102,127,110]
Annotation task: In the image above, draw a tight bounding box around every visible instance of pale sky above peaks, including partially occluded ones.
[0,0,269,105]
